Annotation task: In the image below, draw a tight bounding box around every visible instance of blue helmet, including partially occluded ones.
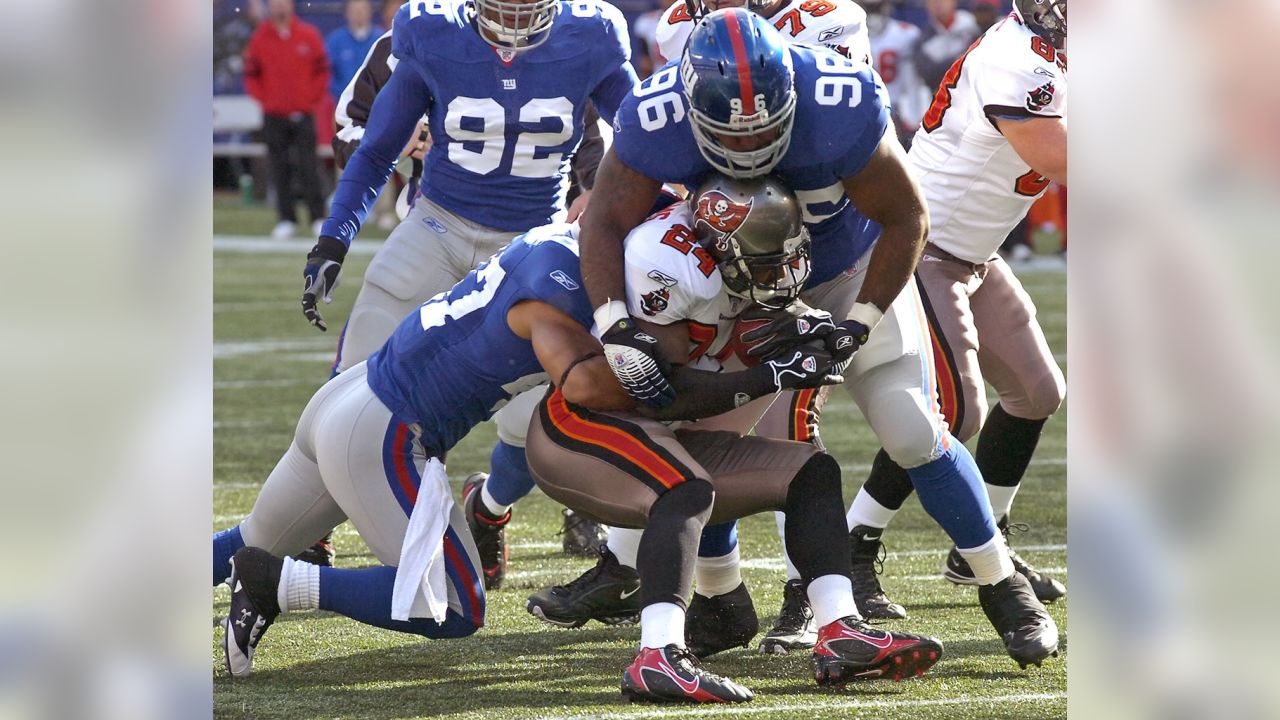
[680,8,796,178]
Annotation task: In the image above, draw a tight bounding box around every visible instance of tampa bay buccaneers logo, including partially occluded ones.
[1026,81,1055,112]
[640,287,670,316]
[694,191,754,243]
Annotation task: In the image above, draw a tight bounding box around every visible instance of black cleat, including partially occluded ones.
[462,473,510,590]
[560,508,607,557]
[979,571,1060,668]
[685,582,759,659]
[811,616,943,686]
[622,645,754,704]
[222,547,283,678]
[849,525,908,619]
[526,546,640,628]
[758,579,816,655]
[292,530,335,567]
[943,516,1066,603]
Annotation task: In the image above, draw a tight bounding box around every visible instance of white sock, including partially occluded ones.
[607,526,642,569]
[479,484,511,517]
[807,574,860,627]
[957,533,1016,585]
[774,511,801,581]
[277,557,320,613]
[694,546,742,596]
[640,602,686,650]
[986,484,1020,522]
[846,489,899,531]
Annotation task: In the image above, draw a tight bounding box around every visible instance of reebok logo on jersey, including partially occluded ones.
[640,287,670,316]
[1026,81,1055,112]
[549,270,579,290]
[647,269,678,287]
[818,26,844,43]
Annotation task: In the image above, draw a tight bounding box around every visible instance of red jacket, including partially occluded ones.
[243,17,330,116]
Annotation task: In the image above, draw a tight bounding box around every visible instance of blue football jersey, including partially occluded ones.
[322,0,637,243]
[612,44,891,287]
[366,224,593,453]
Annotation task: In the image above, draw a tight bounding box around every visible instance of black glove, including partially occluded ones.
[824,319,871,373]
[301,236,347,332]
[759,342,846,392]
[601,317,676,409]
[738,301,838,361]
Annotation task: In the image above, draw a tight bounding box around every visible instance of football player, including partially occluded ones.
[212,216,847,678]
[865,0,928,145]
[569,9,1057,668]
[298,0,638,588]
[853,0,1068,602]
[525,174,943,703]
[654,0,870,65]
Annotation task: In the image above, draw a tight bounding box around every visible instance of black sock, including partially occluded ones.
[636,479,714,609]
[974,404,1048,489]
[862,448,915,511]
[783,453,852,581]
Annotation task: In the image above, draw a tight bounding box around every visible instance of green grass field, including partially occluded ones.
[212,227,1067,719]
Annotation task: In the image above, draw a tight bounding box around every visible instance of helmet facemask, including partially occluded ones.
[681,53,797,179]
[473,0,560,53]
[713,228,811,308]
[1019,0,1067,49]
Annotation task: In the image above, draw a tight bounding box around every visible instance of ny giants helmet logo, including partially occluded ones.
[694,191,754,250]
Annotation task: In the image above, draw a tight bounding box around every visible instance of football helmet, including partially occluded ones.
[681,8,797,178]
[1014,0,1067,49]
[863,0,894,36]
[473,0,560,52]
[691,174,810,308]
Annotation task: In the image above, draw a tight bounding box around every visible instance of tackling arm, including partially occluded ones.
[996,115,1067,185]
[508,300,635,411]
[578,150,662,312]
[841,129,930,324]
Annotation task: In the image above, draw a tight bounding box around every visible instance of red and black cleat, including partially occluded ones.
[621,645,754,704]
[462,473,510,590]
[811,616,943,687]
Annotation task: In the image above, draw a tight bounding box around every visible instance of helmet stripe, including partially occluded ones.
[723,12,756,118]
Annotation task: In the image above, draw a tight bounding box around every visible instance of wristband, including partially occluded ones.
[592,299,630,339]
[848,302,884,332]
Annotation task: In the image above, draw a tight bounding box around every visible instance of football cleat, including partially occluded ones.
[758,579,816,655]
[526,546,641,628]
[291,530,335,567]
[811,616,943,686]
[943,517,1066,603]
[685,582,759,659]
[222,547,283,678]
[462,473,510,590]
[621,644,754,704]
[849,525,908,619]
[978,572,1060,668]
[559,508,607,557]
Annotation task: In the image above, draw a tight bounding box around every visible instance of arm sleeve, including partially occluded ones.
[319,62,430,245]
[640,364,775,422]
[831,66,893,179]
[332,31,396,169]
[978,51,1066,122]
[571,103,603,190]
[242,31,263,102]
[589,2,638,125]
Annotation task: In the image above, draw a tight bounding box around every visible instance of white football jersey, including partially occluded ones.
[908,14,1067,264]
[623,203,746,366]
[868,17,927,129]
[655,0,871,65]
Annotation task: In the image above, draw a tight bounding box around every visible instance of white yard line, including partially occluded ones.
[214,338,332,359]
[534,692,1066,720]
[215,378,314,389]
[214,235,383,255]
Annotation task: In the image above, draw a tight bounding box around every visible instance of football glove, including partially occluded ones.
[761,343,845,392]
[824,319,871,373]
[739,301,838,361]
[601,317,675,409]
[301,236,347,332]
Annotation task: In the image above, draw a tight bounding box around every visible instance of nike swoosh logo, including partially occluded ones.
[655,657,700,694]
[620,587,640,599]
[843,628,895,649]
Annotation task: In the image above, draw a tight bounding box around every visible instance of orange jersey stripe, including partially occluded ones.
[791,388,816,442]
[546,391,687,489]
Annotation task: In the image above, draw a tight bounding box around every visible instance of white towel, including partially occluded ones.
[391,457,454,623]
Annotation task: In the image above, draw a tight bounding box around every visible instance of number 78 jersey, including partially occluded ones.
[655,0,871,65]
[907,14,1067,264]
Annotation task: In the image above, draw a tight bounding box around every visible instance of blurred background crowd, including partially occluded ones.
[213,0,1065,259]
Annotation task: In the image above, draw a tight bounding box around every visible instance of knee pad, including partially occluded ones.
[881,416,948,470]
